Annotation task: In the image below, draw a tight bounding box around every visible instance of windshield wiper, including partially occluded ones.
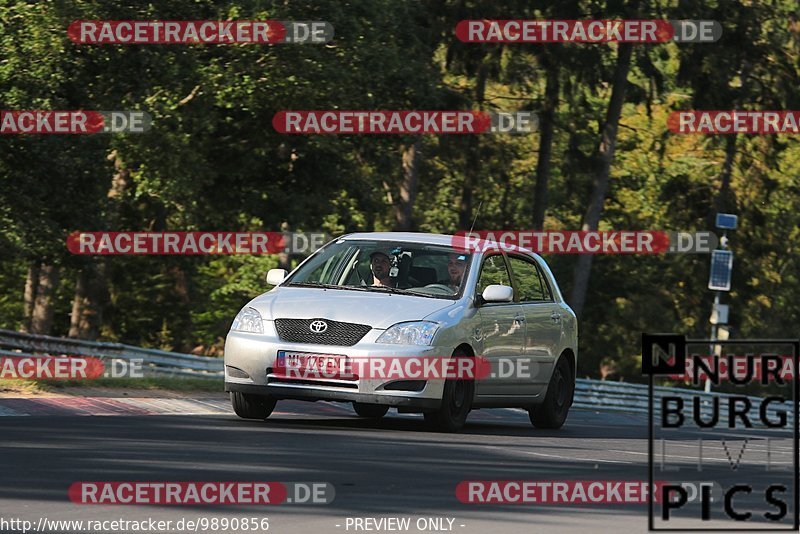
[286,281,370,291]
[286,281,341,289]
[362,285,410,294]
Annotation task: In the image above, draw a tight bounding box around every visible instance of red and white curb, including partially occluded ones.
[0,397,229,417]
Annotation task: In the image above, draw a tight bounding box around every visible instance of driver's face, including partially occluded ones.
[447,255,466,286]
[371,254,391,279]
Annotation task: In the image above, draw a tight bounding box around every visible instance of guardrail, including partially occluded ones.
[0,328,792,423]
[0,328,223,378]
[574,377,793,425]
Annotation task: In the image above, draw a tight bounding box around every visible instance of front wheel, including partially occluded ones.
[528,356,574,429]
[231,392,277,420]
[424,351,474,432]
[353,403,389,419]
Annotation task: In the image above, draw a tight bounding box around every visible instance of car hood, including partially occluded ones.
[247,287,455,329]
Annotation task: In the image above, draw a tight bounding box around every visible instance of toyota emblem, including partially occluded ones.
[309,320,328,334]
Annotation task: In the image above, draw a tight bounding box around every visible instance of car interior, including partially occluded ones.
[342,247,459,293]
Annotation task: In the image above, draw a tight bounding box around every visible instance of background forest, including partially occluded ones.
[1,0,798,380]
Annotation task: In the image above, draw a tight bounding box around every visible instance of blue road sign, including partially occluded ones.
[715,213,738,230]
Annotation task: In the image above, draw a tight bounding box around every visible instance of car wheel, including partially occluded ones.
[528,356,574,429]
[352,403,390,419]
[424,350,474,432]
[230,392,277,420]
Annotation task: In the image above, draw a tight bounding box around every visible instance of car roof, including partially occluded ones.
[338,232,541,258]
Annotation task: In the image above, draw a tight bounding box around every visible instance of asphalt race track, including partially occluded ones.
[0,396,796,533]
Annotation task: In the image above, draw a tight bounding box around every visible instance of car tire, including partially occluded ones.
[424,350,474,432]
[352,403,390,419]
[528,356,574,429]
[231,392,277,420]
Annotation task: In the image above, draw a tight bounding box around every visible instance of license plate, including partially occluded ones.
[276,351,348,378]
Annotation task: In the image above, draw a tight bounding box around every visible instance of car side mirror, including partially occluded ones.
[266,269,287,286]
[481,284,514,304]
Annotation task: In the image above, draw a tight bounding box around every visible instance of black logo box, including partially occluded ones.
[642,334,799,532]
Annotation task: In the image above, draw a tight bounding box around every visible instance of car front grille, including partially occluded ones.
[274,318,372,346]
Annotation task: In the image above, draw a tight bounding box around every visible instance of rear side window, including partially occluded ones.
[508,256,552,302]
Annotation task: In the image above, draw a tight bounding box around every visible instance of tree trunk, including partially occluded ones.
[712,60,748,217]
[458,65,488,231]
[68,270,88,338]
[714,134,738,215]
[68,262,106,339]
[458,177,473,230]
[278,221,291,271]
[107,149,131,205]
[458,136,479,230]
[394,138,421,231]
[569,43,634,318]
[20,261,40,333]
[499,170,512,228]
[100,149,132,340]
[532,59,559,230]
[169,263,193,352]
[30,263,59,335]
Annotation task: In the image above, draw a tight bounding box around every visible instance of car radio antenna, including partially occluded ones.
[468,200,483,235]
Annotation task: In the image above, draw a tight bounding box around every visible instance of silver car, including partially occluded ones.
[224,232,578,432]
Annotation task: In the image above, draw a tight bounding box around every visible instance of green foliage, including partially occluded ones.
[0,0,798,378]
[191,254,279,350]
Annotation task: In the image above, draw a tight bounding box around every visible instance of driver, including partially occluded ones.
[440,253,467,291]
[370,251,395,287]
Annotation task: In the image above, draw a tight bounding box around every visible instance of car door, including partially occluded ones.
[473,253,527,397]
[507,254,563,396]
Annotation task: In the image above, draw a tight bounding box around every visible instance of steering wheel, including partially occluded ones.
[423,283,456,294]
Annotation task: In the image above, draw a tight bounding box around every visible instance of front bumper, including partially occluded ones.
[225,382,442,409]
[223,324,448,408]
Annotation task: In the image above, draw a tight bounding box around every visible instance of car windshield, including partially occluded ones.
[284,239,471,299]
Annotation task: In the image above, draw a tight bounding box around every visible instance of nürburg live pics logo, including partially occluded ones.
[642,334,799,531]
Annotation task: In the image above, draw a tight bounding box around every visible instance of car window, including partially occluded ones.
[300,245,356,284]
[476,254,511,296]
[508,256,551,302]
[284,240,472,299]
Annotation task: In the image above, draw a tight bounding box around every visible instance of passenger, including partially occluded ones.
[370,251,395,287]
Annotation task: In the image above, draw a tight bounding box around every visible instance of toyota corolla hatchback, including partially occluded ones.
[224,232,578,432]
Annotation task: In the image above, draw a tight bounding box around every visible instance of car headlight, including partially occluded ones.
[231,307,264,334]
[376,321,439,346]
